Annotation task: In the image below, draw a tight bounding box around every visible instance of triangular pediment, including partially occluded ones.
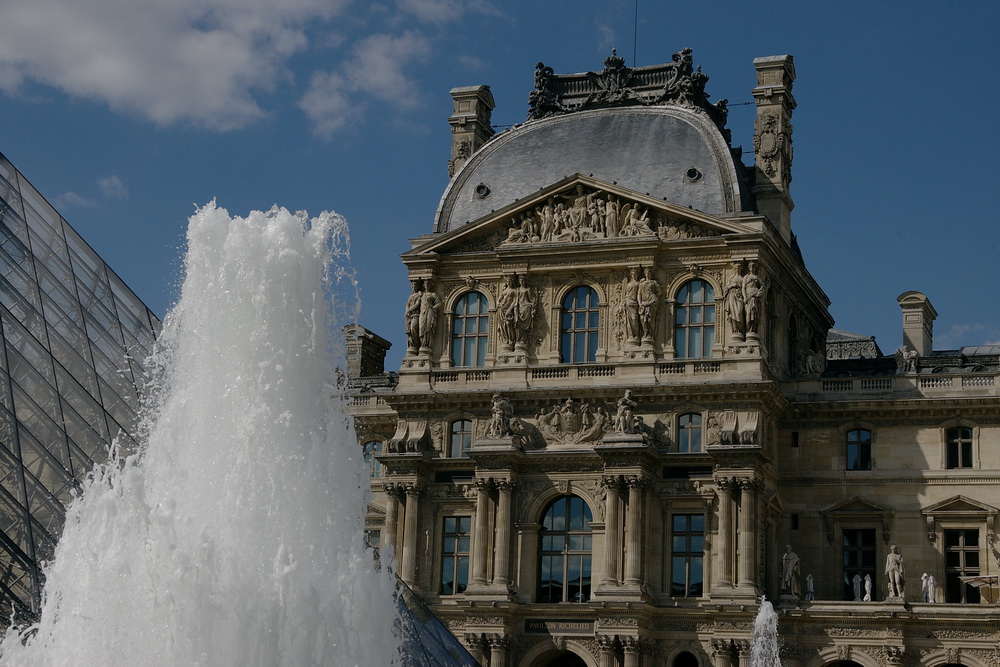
[923,495,998,516]
[405,174,756,257]
[823,496,892,515]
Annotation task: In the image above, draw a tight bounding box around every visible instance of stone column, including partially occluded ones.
[624,476,647,586]
[471,477,493,586]
[400,483,423,585]
[488,634,509,667]
[735,639,751,667]
[492,479,515,588]
[601,475,622,586]
[714,478,735,589]
[737,478,762,590]
[382,483,401,559]
[596,635,617,667]
[622,636,640,667]
[465,633,488,666]
[711,639,734,667]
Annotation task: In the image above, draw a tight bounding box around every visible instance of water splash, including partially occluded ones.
[750,596,781,667]
[1,203,401,666]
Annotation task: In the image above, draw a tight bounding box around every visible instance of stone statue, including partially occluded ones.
[921,572,937,603]
[404,279,423,353]
[605,195,621,237]
[497,275,517,350]
[512,274,537,348]
[418,280,442,351]
[781,545,801,598]
[863,574,872,601]
[743,261,764,338]
[621,267,642,345]
[805,574,815,601]
[885,545,905,599]
[613,389,638,434]
[724,266,745,340]
[852,574,862,601]
[895,345,918,373]
[487,394,514,438]
[637,267,661,344]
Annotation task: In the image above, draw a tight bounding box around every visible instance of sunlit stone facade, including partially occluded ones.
[348,52,1000,667]
[0,151,159,621]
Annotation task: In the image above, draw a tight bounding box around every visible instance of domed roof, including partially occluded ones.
[435,105,750,233]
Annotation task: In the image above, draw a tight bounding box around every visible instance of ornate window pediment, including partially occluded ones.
[821,496,894,545]
[404,175,750,258]
[922,495,998,542]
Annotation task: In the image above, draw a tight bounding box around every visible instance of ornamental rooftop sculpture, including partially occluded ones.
[527,47,731,143]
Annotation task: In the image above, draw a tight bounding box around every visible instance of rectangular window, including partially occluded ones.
[946,427,973,469]
[440,516,471,595]
[671,514,704,597]
[846,429,872,470]
[944,529,980,603]
[842,528,876,600]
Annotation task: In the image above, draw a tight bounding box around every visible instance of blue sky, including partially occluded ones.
[1,0,997,369]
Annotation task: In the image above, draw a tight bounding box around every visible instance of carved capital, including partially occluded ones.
[488,633,511,650]
[601,474,624,492]
[474,477,494,493]
[494,478,518,493]
[404,482,425,498]
[383,482,407,500]
[596,634,617,652]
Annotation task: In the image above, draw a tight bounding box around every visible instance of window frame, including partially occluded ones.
[674,279,716,359]
[439,516,472,595]
[670,513,705,597]
[559,286,600,364]
[362,440,383,478]
[537,495,593,603]
[845,428,872,471]
[448,419,473,458]
[945,425,975,469]
[841,527,878,601]
[677,413,703,453]
[450,291,489,367]
[943,527,981,603]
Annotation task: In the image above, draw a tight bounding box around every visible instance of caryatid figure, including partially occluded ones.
[418,279,442,351]
[404,279,422,352]
[621,267,641,345]
[637,267,661,344]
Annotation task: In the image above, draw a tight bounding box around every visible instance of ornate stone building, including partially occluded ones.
[348,50,1000,667]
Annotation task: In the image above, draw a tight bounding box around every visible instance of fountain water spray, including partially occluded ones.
[750,596,781,667]
[1,203,401,666]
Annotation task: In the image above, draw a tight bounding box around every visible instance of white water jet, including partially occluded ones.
[750,597,781,667]
[0,203,401,666]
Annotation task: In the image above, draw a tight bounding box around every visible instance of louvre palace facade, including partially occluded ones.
[347,50,1000,667]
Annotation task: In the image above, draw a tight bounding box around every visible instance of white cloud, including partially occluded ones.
[54,192,97,209]
[457,55,485,70]
[396,0,498,24]
[935,323,1000,350]
[595,21,616,52]
[0,0,350,130]
[98,175,128,199]
[299,31,431,138]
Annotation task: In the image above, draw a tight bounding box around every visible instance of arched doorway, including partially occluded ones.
[537,652,588,667]
[674,651,700,667]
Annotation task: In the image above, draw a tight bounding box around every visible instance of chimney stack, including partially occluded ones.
[447,85,495,178]
[897,291,938,357]
[752,55,796,244]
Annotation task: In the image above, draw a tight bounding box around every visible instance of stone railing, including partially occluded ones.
[657,360,727,377]
[808,373,997,398]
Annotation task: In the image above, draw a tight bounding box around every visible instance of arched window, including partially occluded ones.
[846,429,872,470]
[945,426,974,469]
[449,419,473,458]
[678,413,703,453]
[362,440,383,478]
[451,292,489,367]
[560,286,600,364]
[538,495,592,603]
[675,280,715,359]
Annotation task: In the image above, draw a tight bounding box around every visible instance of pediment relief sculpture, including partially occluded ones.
[499,184,658,246]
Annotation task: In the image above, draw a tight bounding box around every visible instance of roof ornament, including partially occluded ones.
[526,47,731,142]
